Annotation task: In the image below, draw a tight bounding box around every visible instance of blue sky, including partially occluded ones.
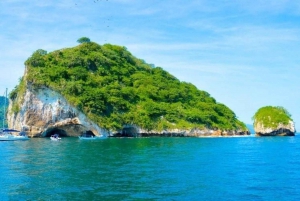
[1,0,300,129]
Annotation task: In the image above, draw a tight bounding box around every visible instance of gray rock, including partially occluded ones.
[254,121,295,136]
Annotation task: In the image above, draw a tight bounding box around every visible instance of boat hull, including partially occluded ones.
[0,129,30,141]
[50,137,61,141]
[0,135,29,141]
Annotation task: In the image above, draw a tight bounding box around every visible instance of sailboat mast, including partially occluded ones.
[3,88,7,130]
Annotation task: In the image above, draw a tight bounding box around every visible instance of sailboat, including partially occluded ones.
[0,88,29,141]
[0,129,29,141]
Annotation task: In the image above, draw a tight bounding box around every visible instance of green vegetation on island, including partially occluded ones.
[253,106,292,129]
[11,38,247,132]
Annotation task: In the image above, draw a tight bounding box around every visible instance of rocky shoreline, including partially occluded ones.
[112,126,250,137]
[255,128,295,136]
[8,82,294,138]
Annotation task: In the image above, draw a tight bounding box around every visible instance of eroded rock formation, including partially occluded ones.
[7,84,110,137]
[254,121,295,136]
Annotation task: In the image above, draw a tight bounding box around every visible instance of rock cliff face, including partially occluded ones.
[114,124,249,137]
[7,84,110,137]
[254,121,295,136]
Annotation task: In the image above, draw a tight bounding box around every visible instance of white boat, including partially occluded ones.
[0,88,29,141]
[50,134,61,141]
[0,129,29,141]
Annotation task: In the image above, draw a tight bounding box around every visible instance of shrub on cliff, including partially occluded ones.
[77,37,91,44]
[14,41,247,131]
[253,106,292,129]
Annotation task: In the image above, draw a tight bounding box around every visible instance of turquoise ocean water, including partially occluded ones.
[1,135,300,200]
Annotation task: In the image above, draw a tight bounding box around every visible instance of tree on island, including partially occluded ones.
[36,49,47,55]
[21,42,248,131]
[252,106,295,136]
[77,37,91,44]
[253,106,292,129]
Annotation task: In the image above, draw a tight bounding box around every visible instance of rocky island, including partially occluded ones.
[253,106,295,136]
[7,39,249,137]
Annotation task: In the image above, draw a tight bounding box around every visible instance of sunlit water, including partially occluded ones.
[1,135,300,200]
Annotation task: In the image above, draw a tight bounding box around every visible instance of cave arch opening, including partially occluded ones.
[81,130,96,137]
[44,128,68,137]
[121,126,138,137]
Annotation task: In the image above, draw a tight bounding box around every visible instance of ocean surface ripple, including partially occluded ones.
[1,135,300,200]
